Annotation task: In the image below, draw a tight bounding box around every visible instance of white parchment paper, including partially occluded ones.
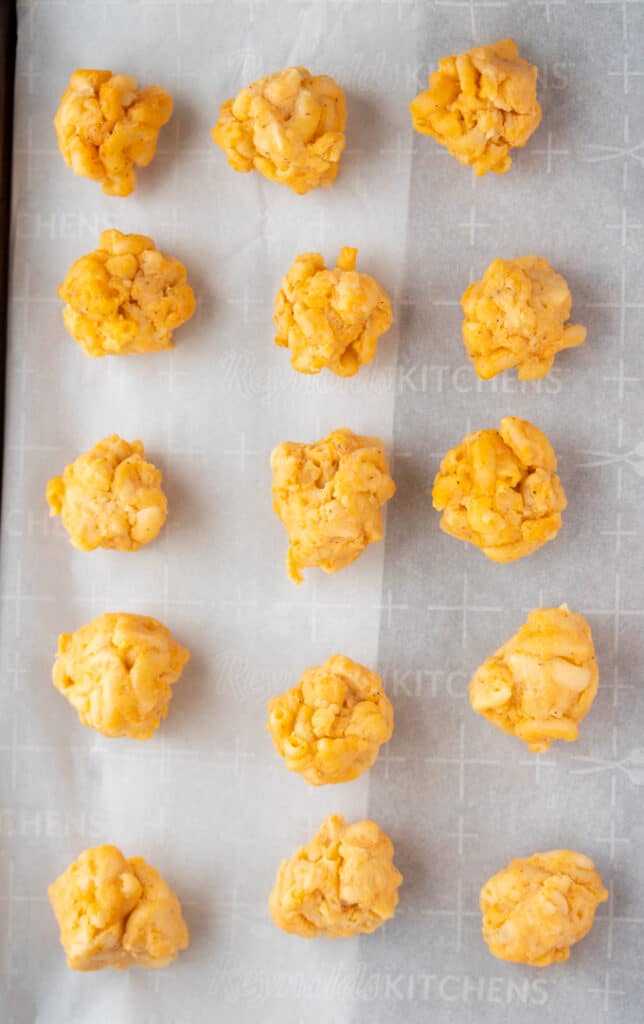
[1,1,643,1021]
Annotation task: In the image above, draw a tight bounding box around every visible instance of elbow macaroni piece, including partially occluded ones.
[53,613,190,740]
[469,606,598,752]
[49,845,189,970]
[211,66,346,194]
[270,815,402,938]
[432,416,567,562]
[54,69,172,196]
[274,247,393,376]
[270,428,396,584]
[410,39,541,175]
[46,434,168,552]
[461,256,587,380]
[480,850,607,966]
[59,230,196,357]
[267,654,394,785]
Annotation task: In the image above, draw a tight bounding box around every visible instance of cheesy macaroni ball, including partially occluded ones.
[53,613,190,740]
[211,66,346,194]
[462,256,587,381]
[59,230,196,358]
[270,814,402,938]
[271,428,396,584]
[274,247,393,377]
[268,654,394,785]
[470,606,598,752]
[54,69,173,196]
[480,850,607,966]
[46,434,168,552]
[49,845,189,971]
[410,40,541,175]
[432,417,566,562]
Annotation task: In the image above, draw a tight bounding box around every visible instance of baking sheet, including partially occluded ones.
[1,1,643,1021]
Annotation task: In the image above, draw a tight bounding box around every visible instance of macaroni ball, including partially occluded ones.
[410,40,541,175]
[270,814,402,938]
[469,606,598,752]
[268,654,394,785]
[211,66,346,194]
[271,427,396,584]
[274,247,393,376]
[480,850,607,966]
[432,417,566,562]
[54,69,172,196]
[462,256,587,380]
[53,613,190,740]
[59,230,196,357]
[46,434,168,552]
[49,845,189,971]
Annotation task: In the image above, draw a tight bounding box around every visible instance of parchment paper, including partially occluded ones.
[1,1,643,1021]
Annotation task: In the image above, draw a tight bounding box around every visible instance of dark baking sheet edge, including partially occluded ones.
[0,1,17,521]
